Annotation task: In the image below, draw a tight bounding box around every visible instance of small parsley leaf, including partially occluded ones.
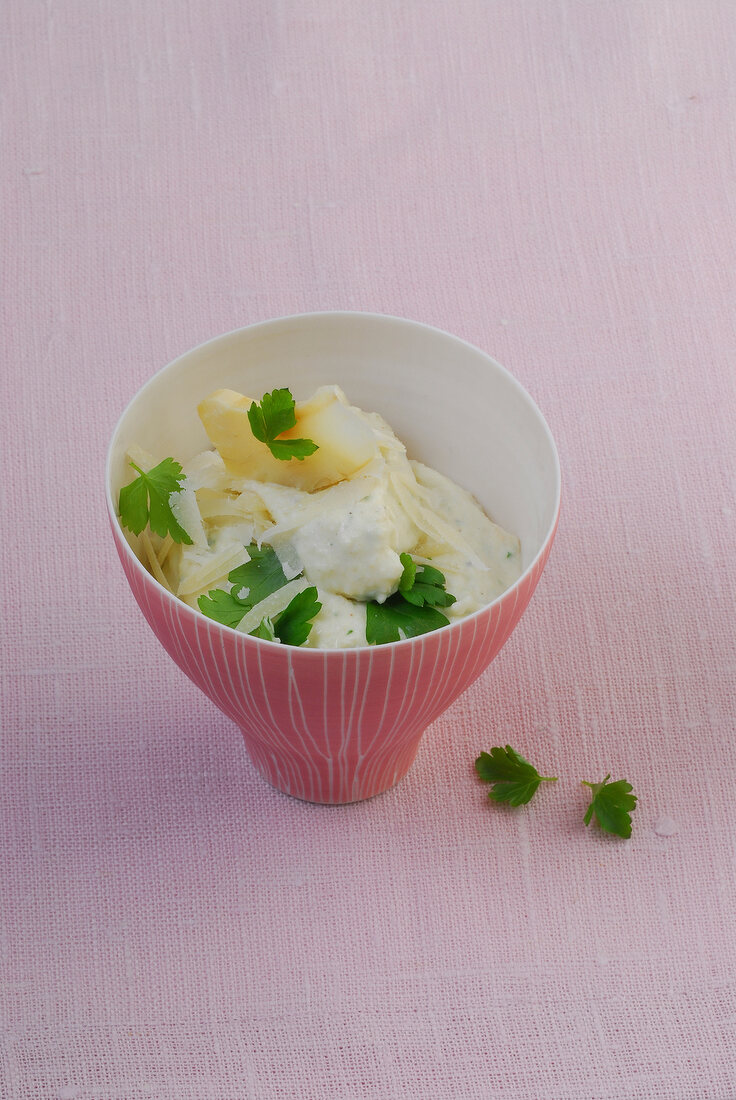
[247,388,319,462]
[365,557,457,644]
[198,544,289,626]
[475,745,558,806]
[365,596,450,645]
[581,775,637,838]
[118,458,193,544]
[272,586,322,646]
[197,588,250,628]
[197,545,321,646]
[398,552,417,594]
[268,436,320,461]
[400,558,457,608]
[249,616,277,641]
[227,544,289,608]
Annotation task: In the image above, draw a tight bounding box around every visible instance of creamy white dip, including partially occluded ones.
[129,387,521,648]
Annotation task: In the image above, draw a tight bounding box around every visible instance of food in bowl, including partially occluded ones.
[117,384,521,649]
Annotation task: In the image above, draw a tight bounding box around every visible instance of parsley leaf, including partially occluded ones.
[227,544,289,608]
[198,544,289,626]
[365,556,457,644]
[581,774,637,838]
[398,552,417,593]
[196,588,250,628]
[118,458,193,544]
[247,388,319,462]
[272,586,321,646]
[398,555,457,608]
[249,616,277,641]
[365,595,450,645]
[475,745,558,806]
[197,545,321,646]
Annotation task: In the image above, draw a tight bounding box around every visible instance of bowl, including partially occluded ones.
[106,312,560,804]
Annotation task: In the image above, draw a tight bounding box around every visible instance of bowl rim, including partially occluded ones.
[105,309,561,655]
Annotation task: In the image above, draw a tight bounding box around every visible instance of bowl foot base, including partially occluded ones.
[240,730,424,805]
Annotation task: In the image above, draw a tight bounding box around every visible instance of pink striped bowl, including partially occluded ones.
[106,312,560,804]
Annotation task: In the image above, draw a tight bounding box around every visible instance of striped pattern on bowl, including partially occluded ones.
[110,513,557,804]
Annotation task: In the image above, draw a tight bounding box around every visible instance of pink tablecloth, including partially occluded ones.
[3,3,735,1097]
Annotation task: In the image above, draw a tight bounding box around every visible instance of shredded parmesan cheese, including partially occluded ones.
[169,483,207,549]
[157,533,174,567]
[141,530,173,592]
[125,443,157,472]
[389,471,488,571]
[177,542,250,597]
[126,384,521,648]
[234,577,309,635]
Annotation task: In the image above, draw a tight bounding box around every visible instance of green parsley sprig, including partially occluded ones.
[268,586,322,646]
[398,554,457,608]
[365,554,456,644]
[475,745,638,838]
[581,775,637,839]
[227,543,292,608]
[118,457,193,544]
[249,616,277,641]
[475,745,558,806]
[198,543,321,646]
[198,543,290,627]
[247,388,319,462]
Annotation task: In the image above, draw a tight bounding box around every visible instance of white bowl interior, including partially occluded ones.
[108,313,560,573]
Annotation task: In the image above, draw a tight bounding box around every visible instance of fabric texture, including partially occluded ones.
[2,1,735,1097]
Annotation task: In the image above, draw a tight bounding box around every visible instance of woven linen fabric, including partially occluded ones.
[2,1,736,1097]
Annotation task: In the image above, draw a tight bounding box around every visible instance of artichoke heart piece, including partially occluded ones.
[197,385,379,491]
